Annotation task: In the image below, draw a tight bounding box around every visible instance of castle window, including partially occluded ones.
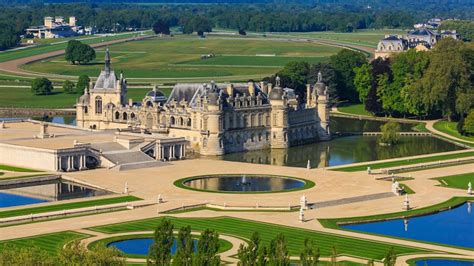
[170,116,175,125]
[178,117,184,126]
[84,106,88,114]
[95,96,102,114]
[115,112,120,120]
[187,118,192,127]
[123,112,128,120]
[131,113,136,119]
[146,101,153,107]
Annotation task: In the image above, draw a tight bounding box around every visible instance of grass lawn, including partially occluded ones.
[22,36,342,79]
[0,86,152,108]
[0,231,89,255]
[0,195,141,218]
[432,173,474,190]
[433,120,474,143]
[282,29,407,48]
[331,151,474,172]
[0,31,151,63]
[319,197,473,229]
[337,104,372,116]
[0,164,40,172]
[89,216,429,260]
[413,123,429,132]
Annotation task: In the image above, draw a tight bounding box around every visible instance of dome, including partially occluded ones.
[269,87,284,100]
[314,71,326,96]
[145,86,167,103]
[146,90,165,97]
[78,94,90,105]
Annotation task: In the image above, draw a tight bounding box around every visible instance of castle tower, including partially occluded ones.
[44,17,54,28]
[69,16,77,27]
[313,72,330,140]
[268,76,289,148]
[200,83,225,155]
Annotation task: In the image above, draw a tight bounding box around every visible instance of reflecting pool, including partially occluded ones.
[182,175,306,192]
[415,259,474,266]
[331,116,416,133]
[341,202,474,248]
[108,238,197,256]
[33,115,76,126]
[218,135,463,168]
[0,178,111,208]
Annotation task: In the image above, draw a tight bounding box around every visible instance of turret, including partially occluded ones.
[269,76,289,148]
[201,83,225,155]
[314,72,330,140]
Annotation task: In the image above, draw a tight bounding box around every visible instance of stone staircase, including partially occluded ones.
[102,151,166,171]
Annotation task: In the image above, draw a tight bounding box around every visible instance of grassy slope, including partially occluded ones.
[0,196,141,218]
[331,151,474,172]
[319,197,473,229]
[0,231,88,255]
[337,104,372,116]
[22,36,342,79]
[0,164,40,172]
[433,121,474,143]
[89,216,428,260]
[433,173,474,190]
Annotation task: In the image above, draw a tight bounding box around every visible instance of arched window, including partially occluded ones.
[178,117,184,126]
[95,97,102,114]
[187,118,192,127]
[131,113,136,119]
[146,101,153,107]
[84,106,88,114]
[115,112,120,120]
[170,116,175,125]
[123,112,128,120]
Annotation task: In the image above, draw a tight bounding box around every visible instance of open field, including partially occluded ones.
[280,29,407,48]
[337,104,373,116]
[433,121,474,143]
[331,151,474,172]
[0,231,88,255]
[433,173,474,190]
[21,36,342,79]
[0,31,151,63]
[0,196,141,218]
[89,216,429,260]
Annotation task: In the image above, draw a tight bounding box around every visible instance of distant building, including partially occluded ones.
[26,16,90,39]
[375,27,461,59]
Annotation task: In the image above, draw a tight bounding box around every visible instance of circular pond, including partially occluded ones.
[177,174,313,193]
[107,238,197,256]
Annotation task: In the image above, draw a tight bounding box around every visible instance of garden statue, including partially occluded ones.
[403,194,410,210]
[299,207,305,222]
[300,195,308,209]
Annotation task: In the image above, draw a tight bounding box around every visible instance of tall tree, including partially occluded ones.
[148,219,174,266]
[463,109,474,135]
[276,61,311,101]
[299,238,320,266]
[267,234,289,266]
[237,232,261,266]
[193,229,220,266]
[76,75,90,94]
[354,63,372,103]
[153,19,170,35]
[173,226,194,266]
[329,49,367,102]
[63,80,76,94]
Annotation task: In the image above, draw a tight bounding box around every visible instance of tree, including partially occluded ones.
[0,244,56,265]
[153,19,170,35]
[238,29,247,36]
[330,246,338,266]
[383,247,397,266]
[63,80,76,94]
[329,49,367,102]
[354,63,372,103]
[31,77,53,95]
[76,74,90,94]
[237,232,261,266]
[276,61,311,101]
[65,40,96,65]
[0,21,20,51]
[308,63,338,101]
[267,234,289,266]
[299,238,320,266]
[379,121,401,145]
[148,219,174,266]
[463,109,474,135]
[59,241,125,265]
[193,229,220,266]
[173,226,194,266]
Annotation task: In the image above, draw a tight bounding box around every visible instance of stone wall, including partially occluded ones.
[0,108,75,117]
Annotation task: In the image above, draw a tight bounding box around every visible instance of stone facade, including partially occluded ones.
[77,50,330,156]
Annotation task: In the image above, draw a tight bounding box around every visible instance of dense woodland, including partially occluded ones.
[0,1,473,50]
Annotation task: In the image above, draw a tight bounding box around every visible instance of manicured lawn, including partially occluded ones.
[433,121,474,143]
[399,183,415,194]
[433,173,474,190]
[0,195,141,218]
[337,104,373,116]
[413,123,429,132]
[0,31,151,63]
[319,197,473,229]
[0,231,88,255]
[0,86,152,108]
[89,216,429,260]
[331,151,474,172]
[0,164,40,172]
[22,36,342,79]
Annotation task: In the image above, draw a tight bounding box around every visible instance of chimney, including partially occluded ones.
[248,82,255,96]
[260,81,267,94]
[226,83,234,96]
[306,84,311,106]
[267,83,273,95]
[129,99,133,106]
